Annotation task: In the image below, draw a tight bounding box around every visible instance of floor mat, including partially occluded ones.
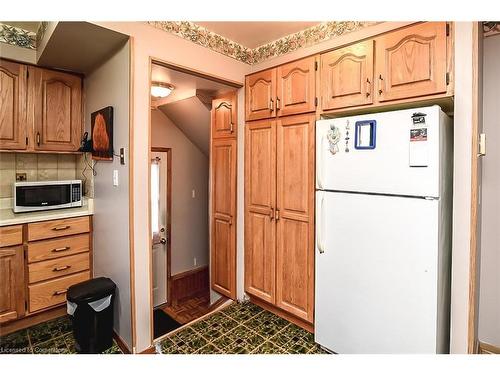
[154,308,182,339]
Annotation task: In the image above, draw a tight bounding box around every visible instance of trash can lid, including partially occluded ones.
[67,277,116,303]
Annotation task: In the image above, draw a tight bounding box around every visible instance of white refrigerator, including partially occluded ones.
[314,105,453,354]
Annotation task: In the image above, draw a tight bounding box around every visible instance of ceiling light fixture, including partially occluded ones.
[151,82,174,98]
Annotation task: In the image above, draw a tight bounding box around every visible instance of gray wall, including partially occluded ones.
[84,41,132,349]
[478,34,500,347]
[151,109,209,275]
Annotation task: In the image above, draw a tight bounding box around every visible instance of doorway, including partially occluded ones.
[149,60,241,341]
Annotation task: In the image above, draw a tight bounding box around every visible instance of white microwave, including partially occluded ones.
[14,180,82,213]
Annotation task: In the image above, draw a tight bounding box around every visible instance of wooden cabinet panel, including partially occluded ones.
[321,40,374,110]
[32,67,82,151]
[28,252,90,283]
[245,120,276,303]
[212,93,237,139]
[28,271,90,313]
[245,69,276,121]
[275,114,315,322]
[27,233,90,263]
[0,225,23,248]
[211,138,236,299]
[0,246,25,323]
[277,56,316,116]
[375,22,447,102]
[28,216,90,242]
[0,60,27,150]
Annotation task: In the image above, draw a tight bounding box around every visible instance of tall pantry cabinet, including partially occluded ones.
[245,56,316,325]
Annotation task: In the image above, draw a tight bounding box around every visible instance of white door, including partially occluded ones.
[151,151,168,307]
[315,191,445,353]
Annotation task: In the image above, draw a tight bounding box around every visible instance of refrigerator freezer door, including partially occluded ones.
[316,106,446,197]
[315,191,442,353]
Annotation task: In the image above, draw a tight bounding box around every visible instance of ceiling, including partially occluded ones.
[152,63,236,156]
[194,21,320,48]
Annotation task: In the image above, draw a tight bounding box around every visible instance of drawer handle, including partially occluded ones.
[53,289,67,296]
[52,246,70,253]
[52,225,70,231]
[53,265,71,272]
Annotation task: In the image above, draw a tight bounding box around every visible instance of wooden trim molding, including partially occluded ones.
[478,341,500,354]
[113,330,132,354]
[170,266,209,305]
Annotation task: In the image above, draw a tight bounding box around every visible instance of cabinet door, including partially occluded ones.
[276,114,315,322]
[245,119,276,303]
[375,22,447,102]
[0,246,25,323]
[276,56,316,116]
[33,68,82,151]
[0,60,27,150]
[245,69,276,121]
[321,40,374,111]
[211,92,237,139]
[211,138,237,299]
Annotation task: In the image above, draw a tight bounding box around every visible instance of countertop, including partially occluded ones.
[0,197,94,227]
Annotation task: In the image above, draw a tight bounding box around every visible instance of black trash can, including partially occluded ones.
[67,277,116,353]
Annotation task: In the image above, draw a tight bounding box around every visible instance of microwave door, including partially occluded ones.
[15,184,72,212]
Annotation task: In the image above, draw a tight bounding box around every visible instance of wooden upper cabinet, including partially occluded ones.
[245,119,276,303]
[276,56,316,116]
[211,138,237,299]
[211,92,237,139]
[321,40,374,111]
[245,69,276,121]
[0,60,27,150]
[275,114,315,323]
[375,22,448,102]
[0,245,25,323]
[32,67,82,151]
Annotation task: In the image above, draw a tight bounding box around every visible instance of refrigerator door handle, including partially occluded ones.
[317,131,325,190]
[317,193,325,254]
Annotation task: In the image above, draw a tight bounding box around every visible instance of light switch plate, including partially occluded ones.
[113,170,119,186]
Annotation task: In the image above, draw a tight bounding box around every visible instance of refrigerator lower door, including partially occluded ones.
[315,191,444,353]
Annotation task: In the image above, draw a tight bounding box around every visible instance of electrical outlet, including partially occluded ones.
[194,257,197,266]
[192,189,196,198]
[16,173,27,181]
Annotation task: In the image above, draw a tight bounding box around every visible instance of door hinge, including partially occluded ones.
[478,133,486,157]
[446,23,450,37]
[446,72,450,86]
[315,61,318,71]
[315,97,318,107]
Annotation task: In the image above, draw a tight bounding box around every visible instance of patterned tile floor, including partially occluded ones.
[158,301,330,354]
[0,316,122,354]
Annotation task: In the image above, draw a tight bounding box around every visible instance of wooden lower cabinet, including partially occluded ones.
[0,215,92,327]
[0,246,25,323]
[245,114,315,323]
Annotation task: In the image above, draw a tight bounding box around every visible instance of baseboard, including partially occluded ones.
[249,296,314,333]
[478,341,500,354]
[112,330,132,354]
[171,265,209,305]
[0,306,66,336]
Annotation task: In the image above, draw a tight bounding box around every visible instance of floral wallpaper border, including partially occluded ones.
[148,21,376,65]
[0,23,37,50]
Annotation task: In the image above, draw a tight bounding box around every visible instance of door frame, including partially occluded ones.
[151,147,172,309]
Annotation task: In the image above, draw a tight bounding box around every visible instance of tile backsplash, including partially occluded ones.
[0,153,81,198]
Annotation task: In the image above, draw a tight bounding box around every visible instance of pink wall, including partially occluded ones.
[94,21,249,353]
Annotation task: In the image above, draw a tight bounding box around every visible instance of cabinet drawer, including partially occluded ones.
[27,233,90,263]
[0,225,23,248]
[28,252,90,284]
[29,271,90,313]
[28,216,90,241]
